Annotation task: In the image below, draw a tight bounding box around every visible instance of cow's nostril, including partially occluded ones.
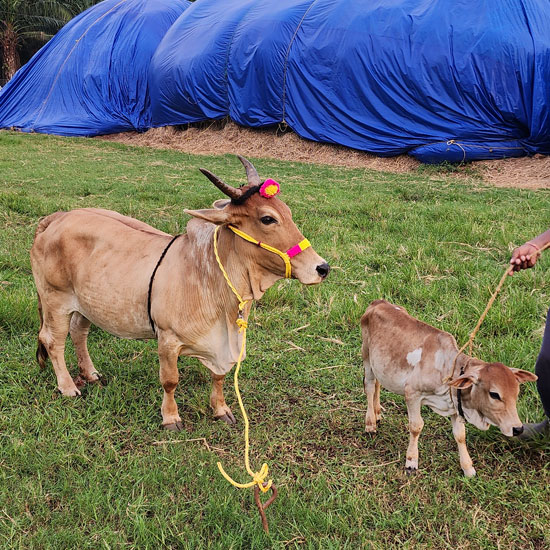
[513,426,524,437]
[316,262,330,278]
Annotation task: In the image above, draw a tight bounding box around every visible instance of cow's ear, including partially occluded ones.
[184,208,230,225]
[510,368,538,384]
[212,199,231,210]
[447,374,477,389]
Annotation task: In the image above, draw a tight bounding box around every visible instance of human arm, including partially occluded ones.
[509,228,550,274]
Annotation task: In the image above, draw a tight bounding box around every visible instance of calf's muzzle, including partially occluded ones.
[512,425,524,437]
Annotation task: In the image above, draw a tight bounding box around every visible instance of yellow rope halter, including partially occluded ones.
[228,224,310,279]
[213,225,272,493]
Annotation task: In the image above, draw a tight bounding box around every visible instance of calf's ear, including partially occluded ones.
[184,208,230,225]
[447,362,483,388]
[510,368,538,384]
[447,374,477,389]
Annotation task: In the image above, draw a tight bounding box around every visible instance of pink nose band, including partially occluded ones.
[286,239,311,258]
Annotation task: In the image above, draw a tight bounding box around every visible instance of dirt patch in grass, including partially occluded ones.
[479,155,550,189]
[98,121,550,189]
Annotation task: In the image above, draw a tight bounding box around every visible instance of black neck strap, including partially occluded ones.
[456,362,467,420]
[457,386,466,420]
[147,234,181,334]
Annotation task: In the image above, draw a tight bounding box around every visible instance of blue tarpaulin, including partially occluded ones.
[0,0,190,136]
[1,0,549,162]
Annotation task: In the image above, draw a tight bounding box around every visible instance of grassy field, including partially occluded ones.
[1,131,549,549]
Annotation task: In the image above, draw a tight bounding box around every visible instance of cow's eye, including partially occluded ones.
[489,391,501,400]
[260,216,277,225]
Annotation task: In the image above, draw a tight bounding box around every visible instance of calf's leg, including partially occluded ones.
[404,391,424,473]
[70,312,101,386]
[450,414,476,477]
[210,373,236,425]
[374,380,382,422]
[363,357,379,433]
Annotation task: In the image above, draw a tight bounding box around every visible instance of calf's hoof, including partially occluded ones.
[462,467,476,478]
[365,424,377,434]
[163,421,184,432]
[405,466,418,476]
[215,411,237,425]
[73,372,105,389]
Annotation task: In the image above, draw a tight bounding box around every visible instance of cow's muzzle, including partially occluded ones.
[316,262,330,279]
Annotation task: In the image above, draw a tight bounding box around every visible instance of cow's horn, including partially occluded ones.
[199,168,242,200]
[237,155,261,186]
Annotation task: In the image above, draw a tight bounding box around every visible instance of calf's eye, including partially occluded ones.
[260,216,277,225]
[489,391,501,400]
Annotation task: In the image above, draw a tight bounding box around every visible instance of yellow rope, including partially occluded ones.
[213,225,272,493]
[213,225,249,312]
[228,225,293,278]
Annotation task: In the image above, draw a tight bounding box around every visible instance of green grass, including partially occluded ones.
[1,131,549,549]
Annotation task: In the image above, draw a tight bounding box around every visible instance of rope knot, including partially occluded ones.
[236,318,248,332]
[253,464,272,492]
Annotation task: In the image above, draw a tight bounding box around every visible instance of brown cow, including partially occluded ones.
[361,299,537,477]
[30,156,329,430]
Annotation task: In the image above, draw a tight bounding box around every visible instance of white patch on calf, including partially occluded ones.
[434,350,446,372]
[406,347,422,367]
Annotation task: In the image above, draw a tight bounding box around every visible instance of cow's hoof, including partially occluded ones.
[215,412,237,425]
[405,466,418,476]
[73,375,87,389]
[163,421,184,432]
[89,372,105,385]
[365,425,377,434]
[58,387,82,397]
[463,467,476,478]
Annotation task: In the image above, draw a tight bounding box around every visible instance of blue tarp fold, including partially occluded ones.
[0,0,190,136]
[1,0,549,162]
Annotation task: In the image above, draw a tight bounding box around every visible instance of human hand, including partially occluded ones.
[509,242,540,274]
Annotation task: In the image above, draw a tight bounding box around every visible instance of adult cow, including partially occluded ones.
[31,156,329,430]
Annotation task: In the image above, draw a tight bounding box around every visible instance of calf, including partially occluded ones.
[361,299,537,477]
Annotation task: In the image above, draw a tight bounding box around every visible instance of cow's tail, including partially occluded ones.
[36,294,49,368]
[33,211,65,241]
[33,213,65,369]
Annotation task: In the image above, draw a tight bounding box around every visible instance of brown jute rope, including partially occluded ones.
[450,241,550,378]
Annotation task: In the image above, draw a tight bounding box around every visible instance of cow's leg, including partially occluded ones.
[39,304,80,396]
[70,312,101,386]
[450,414,476,477]
[210,373,236,425]
[404,391,424,474]
[158,337,183,431]
[363,357,378,433]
